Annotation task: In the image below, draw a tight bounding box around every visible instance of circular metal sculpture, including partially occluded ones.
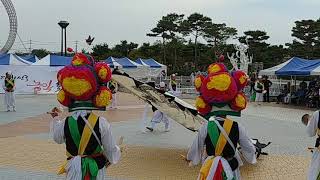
[0,0,17,53]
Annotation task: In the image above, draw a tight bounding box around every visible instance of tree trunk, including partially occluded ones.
[162,38,166,64]
[198,48,201,64]
[195,32,198,68]
[174,47,177,71]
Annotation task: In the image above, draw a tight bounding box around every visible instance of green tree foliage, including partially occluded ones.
[89,14,320,75]
[147,13,184,64]
[239,30,270,67]
[239,30,287,68]
[91,43,110,60]
[286,19,320,59]
[113,40,138,57]
[204,23,237,47]
[180,13,212,67]
[31,49,50,59]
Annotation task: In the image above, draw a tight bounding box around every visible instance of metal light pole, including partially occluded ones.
[60,26,63,56]
[58,20,69,56]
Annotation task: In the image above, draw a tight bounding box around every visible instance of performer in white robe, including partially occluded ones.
[144,82,170,132]
[168,81,181,97]
[2,72,15,112]
[187,62,256,180]
[108,80,118,109]
[187,117,256,179]
[146,106,170,132]
[254,76,264,105]
[304,111,320,180]
[53,53,121,180]
[52,110,121,180]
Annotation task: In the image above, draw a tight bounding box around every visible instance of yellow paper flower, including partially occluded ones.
[206,74,231,91]
[195,77,202,89]
[235,94,246,108]
[57,89,71,107]
[94,87,112,107]
[239,75,247,85]
[72,58,83,66]
[57,90,66,102]
[195,96,206,109]
[208,64,221,74]
[99,67,108,79]
[62,77,92,97]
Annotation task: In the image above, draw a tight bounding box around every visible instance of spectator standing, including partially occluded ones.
[255,76,265,105]
[263,76,272,102]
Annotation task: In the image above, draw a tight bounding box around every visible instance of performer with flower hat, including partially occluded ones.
[3,71,16,112]
[51,53,121,180]
[187,60,256,180]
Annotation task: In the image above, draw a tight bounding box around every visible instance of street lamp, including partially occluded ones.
[58,20,69,56]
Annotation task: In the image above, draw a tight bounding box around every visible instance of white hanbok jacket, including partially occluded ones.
[187,118,256,180]
[52,110,121,180]
[307,110,320,180]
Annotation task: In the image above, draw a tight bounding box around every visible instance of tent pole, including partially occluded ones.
[279,77,281,92]
[294,76,297,91]
[290,76,293,94]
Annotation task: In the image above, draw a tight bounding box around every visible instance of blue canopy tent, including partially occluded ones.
[32,54,72,66]
[260,57,320,76]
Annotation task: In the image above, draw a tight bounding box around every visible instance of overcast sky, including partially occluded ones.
[0,0,319,53]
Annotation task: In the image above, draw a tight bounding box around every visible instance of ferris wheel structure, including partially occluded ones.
[0,0,17,53]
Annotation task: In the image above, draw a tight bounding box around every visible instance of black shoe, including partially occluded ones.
[146,127,154,132]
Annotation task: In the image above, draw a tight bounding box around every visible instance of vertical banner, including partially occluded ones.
[0,66,63,94]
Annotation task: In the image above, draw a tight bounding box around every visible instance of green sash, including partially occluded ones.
[67,114,102,180]
[207,119,235,180]
[207,121,220,150]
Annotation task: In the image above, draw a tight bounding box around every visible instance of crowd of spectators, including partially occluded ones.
[249,73,320,108]
[277,78,320,108]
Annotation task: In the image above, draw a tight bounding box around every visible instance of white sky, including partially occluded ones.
[0,0,319,52]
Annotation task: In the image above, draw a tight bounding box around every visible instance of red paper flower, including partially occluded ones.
[67,47,73,52]
[59,65,98,100]
[201,72,237,103]
[94,62,112,83]
[57,68,65,84]
[232,70,248,91]
[71,53,93,66]
[93,86,112,108]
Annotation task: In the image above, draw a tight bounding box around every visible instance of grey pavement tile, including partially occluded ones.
[0,95,58,125]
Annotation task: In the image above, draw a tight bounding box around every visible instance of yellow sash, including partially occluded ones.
[199,158,214,180]
[215,118,234,156]
[58,113,99,174]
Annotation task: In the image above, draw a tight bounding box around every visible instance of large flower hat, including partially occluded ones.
[57,53,112,111]
[194,59,249,117]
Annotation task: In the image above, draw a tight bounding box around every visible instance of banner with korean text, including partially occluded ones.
[0,66,62,94]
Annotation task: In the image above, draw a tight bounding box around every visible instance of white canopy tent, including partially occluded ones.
[105,57,149,79]
[136,58,167,78]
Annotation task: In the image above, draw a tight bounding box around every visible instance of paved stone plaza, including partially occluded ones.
[0,93,315,179]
